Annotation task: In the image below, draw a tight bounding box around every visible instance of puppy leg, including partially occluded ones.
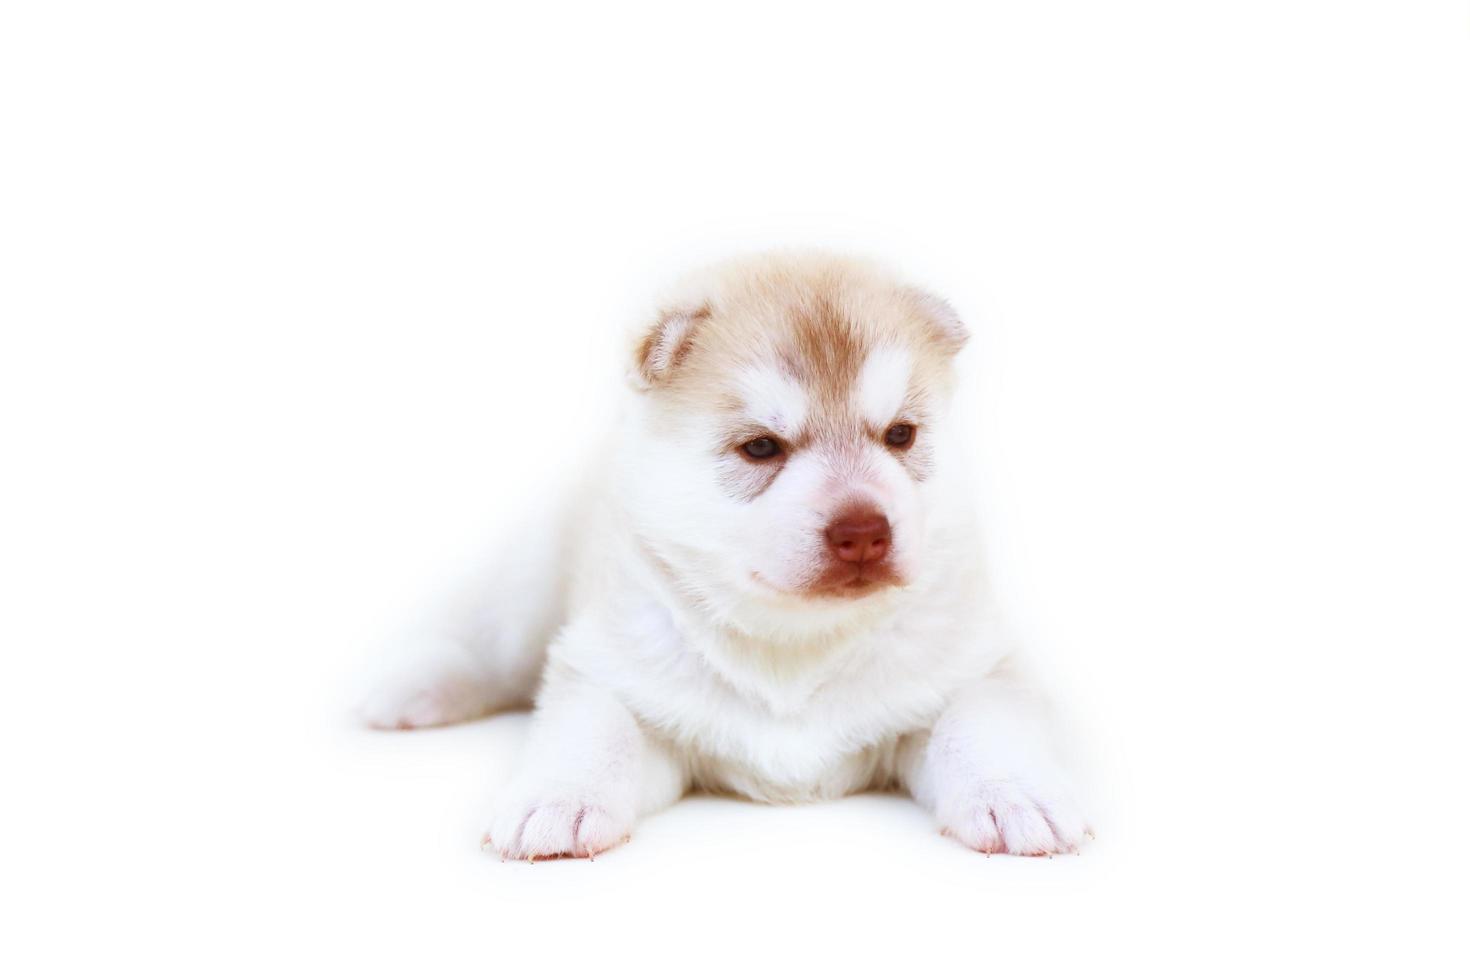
[899,669,1089,856]
[484,675,686,860]
[358,493,576,730]
[357,629,539,730]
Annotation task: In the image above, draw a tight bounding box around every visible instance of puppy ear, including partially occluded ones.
[906,289,969,356]
[632,305,709,388]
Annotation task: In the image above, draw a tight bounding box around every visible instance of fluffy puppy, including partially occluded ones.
[361,252,1089,859]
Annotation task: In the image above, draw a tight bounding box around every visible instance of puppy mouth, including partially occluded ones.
[808,561,903,598]
[749,562,904,600]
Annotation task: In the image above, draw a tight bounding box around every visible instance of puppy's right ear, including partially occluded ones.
[632,305,709,389]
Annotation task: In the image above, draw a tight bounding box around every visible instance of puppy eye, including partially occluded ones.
[884,424,915,449]
[740,436,783,461]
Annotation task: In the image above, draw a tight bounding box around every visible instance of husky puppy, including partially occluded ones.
[361,252,1089,858]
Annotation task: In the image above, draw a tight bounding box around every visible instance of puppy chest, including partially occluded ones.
[687,735,901,803]
[637,676,935,800]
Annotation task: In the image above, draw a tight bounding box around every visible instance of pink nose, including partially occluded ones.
[825,510,891,564]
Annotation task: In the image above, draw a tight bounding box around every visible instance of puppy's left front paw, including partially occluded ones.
[937,778,1089,856]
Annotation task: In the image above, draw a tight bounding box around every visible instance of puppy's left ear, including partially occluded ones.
[906,289,969,356]
[632,305,709,388]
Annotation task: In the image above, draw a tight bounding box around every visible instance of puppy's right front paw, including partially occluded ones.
[483,795,633,861]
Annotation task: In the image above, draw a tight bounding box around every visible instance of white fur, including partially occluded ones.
[362,255,1088,859]
[856,345,912,428]
[737,365,809,436]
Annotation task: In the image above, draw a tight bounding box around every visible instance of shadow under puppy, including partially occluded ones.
[362,252,1089,859]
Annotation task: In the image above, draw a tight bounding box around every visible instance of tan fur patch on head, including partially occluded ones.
[632,252,965,492]
[787,292,870,429]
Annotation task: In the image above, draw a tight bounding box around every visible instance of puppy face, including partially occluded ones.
[624,254,967,629]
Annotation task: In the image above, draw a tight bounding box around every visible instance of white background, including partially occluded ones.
[3,1,1468,976]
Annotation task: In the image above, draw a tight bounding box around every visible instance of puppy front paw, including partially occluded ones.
[483,794,633,861]
[937,777,1089,856]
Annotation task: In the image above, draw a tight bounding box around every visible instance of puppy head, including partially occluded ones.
[622,252,969,634]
